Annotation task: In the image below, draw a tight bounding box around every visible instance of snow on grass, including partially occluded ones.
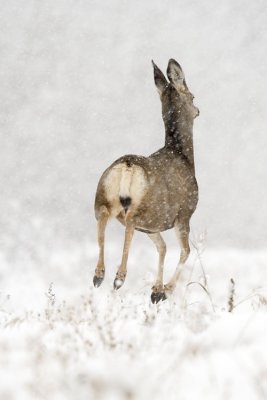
[0,242,267,400]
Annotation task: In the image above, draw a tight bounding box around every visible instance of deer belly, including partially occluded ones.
[103,163,147,216]
[134,199,178,232]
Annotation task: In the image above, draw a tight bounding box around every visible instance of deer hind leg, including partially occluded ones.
[114,216,135,290]
[165,218,190,293]
[148,233,167,303]
[93,205,109,288]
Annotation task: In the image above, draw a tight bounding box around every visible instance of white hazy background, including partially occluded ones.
[1,0,267,250]
[1,1,267,400]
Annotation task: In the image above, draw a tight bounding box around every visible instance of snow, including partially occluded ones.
[1,0,267,398]
[1,0,267,248]
[1,242,267,399]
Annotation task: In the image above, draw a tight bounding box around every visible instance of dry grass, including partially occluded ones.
[0,237,267,400]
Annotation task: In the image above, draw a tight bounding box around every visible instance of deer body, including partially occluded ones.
[93,59,199,303]
[96,151,197,233]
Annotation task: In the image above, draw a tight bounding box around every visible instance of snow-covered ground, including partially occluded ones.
[1,237,267,400]
[1,0,267,399]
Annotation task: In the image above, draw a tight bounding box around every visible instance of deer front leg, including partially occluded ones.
[165,219,190,293]
[93,206,109,287]
[148,233,167,303]
[114,219,135,290]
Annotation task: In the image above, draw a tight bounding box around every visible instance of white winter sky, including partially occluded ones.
[1,0,267,249]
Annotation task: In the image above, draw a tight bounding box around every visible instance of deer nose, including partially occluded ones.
[195,107,200,118]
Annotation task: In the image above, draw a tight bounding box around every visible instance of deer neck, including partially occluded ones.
[163,109,195,166]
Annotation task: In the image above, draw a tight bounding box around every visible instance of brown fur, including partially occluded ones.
[93,59,199,302]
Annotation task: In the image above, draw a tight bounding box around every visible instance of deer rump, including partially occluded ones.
[95,154,198,234]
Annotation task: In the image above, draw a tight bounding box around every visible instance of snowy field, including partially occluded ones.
[1,236,267,400]
[1,0,267,399]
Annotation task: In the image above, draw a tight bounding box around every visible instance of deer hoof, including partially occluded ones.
[151,291,167,304]
[113,278,124,290]
[93,275,104,288]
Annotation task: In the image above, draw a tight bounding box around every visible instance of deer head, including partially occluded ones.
[152,59,199,122]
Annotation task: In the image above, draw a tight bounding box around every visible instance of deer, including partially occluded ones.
[93,59,199,303]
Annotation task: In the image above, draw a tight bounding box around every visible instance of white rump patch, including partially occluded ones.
[104,162,147,215]
[119,166,133,198]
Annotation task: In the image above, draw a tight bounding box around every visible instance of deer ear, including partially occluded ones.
[167,59,188,90]
[152,60,168,95]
